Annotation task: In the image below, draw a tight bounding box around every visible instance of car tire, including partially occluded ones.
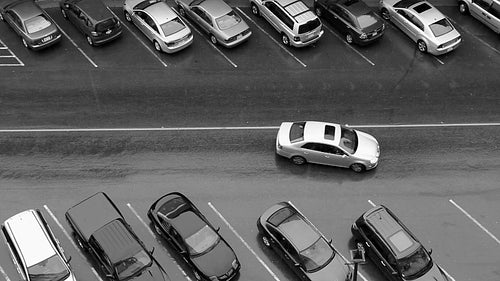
[350,163,365,173]
[210,34,217,45]
[281,33,290,46]
[314,7,322,17]
[179,6,186,17]
[262,236,271,247]
[417,40,427,53]
[124,11,132,22]
[86,36,93,46]
[251,3,260,16]
[22,38,28,48]
[291,156,306,165]
[154,40,161,52]
[380,8,390,20]
[346,33,353,44]
[458,2,469,14]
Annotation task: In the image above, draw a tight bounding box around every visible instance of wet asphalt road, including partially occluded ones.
[0,4,499,281]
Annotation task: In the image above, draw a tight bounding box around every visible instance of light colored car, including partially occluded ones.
[276,121,380,172]
[379,0,462,55]
[250,0,324,47]
[1,209,76,281]
[0,0,62,49]
[176,0,252,47]
[458,0,500,34]
[123,0,193,53]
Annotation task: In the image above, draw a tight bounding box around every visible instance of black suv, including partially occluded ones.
[351,205,450,281]
[313,0,384,44]
[60,0,122,46]
[66,192,170,281]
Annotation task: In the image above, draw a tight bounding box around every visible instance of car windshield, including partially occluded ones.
[398,247,432,279]
[115,250,152,279]
[28,254,70,281]
[429,18,453,37]
[24,15,51,34]
[299,237,334,272]
[96,18,118,32]
[338,127,358,154]
[356,13,378,29]
[216,11,241,30]
[161,17,185,36]
[185,225,220,256]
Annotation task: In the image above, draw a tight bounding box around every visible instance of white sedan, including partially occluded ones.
[276,121,380,172]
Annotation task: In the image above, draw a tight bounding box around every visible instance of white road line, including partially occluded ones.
[0,265,11,281]
[323,24,375,66]
[43,205,104,281]
[0,38,24,66]
[107,9,168,67]
[287,201,370,281]
[207,202,281,281]
[449,199,500,245]
[367,199,376,207]
[181,18,237,68]
[46,15,98,67]
[126,203,192,281]
[434,56,444,65]
[237,8,307,67]
[0,122,499,133]
[448,17,500,55]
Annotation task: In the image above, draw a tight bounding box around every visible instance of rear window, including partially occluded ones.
[161,17,185,36]
[25,15,51,34]
[268,207,294,227]
[429,18,453,37]
[289,122,305,143]
[96,18,118,32]
[356,13,378,29]
[298,18,321,34]
[216,11,241,30]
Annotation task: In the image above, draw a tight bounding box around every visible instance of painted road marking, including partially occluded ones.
[322,24,374,66]
[448,17,500,56]
[0,39,24,66]
[108,8,168,68]
[0,122,499,133]
[208,202,281,281]
[237,8,307,68]
[0,265,11,281]
[287,201,369,281]
[43,205,103,281]
[126,203,192,281]
[449,199,500,245]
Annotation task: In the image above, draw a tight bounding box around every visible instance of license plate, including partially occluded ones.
[106,30,112,34]
[41,36,52,43]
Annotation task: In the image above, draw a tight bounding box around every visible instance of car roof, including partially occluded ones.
[92,220,142,263]
[171,211,206,238]
[303,121,341,146]
[337,0,371,16]
[68,0,113,22]
[144,2,178,24]
[3,210,56,267]
[364,206,421,259]
[66,192,122,241]
[275,0,317,23]
[7,0,42,21]
[195,0,231,18]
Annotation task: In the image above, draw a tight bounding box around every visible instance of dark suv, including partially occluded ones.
[60,0,122,46]
[351,205,450,281]
[313,0,384,44]
[65,192,171,281]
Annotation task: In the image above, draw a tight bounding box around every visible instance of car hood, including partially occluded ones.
[132,262,171,281]
[308,254,350,281]
[191,241,236,277]
[353,131,379,160]
[410,263,448,281]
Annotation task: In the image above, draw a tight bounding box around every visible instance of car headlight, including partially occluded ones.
[359,33,367,39]
[209,276,218,281]
[370,157,378,164]
[91,31,98,36]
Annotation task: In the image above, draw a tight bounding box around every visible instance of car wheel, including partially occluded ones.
[458,2,469,14]
[417,40,427,53]
[61,8,67,19]
[281,34,290,46]
[380,8,390,20]
[179,6,186,17]
[314,7,322,17]
[86,36,93,46]
[346,33,353,44]
[291,156,306,165]
[22,38,28,48]
[124,11,132,22]
[262,236,271,247]
[193,271,202,281]
[210,34,217,45]
[350,163,365,173]
[154,40,161,52]
[251,3,260,16]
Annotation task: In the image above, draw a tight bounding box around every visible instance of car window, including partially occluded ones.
[143,14,160,33]
[396,9,423,30]
[161,17,186,36]
[6,11,23,29]
[488,2,500,18]
[115,250,151,280]
[301,142,322,152]
[192,7,212,25]
[298,18,321,34]
[356,12,379,29]
[299,237,334,272]
[216,11,241,30]
[472,0,492,10]
[289,122,305,143]
[184,225,220,256]
[397,247,431,279]
[24,15,52,34]
[96,18,118,32]
[429,18,453,37]
[337,6,353,25]
[28,254,69,281]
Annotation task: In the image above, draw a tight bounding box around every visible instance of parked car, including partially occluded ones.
[250,0,324,47]
[65,192,171,281]
[1,209,76,281]
[148,192,240,281]
[257,202,353,281]
[124,0,193,53]
[176,0,252,47]
[458,0,500,34]
[313,0,385,44]
[379,0,461,55]
[351,205,450,281]
[0,0,61,49]
[275,121,380,172]
[60,0,122,46]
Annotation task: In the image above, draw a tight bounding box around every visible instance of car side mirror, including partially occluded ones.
[150,247,155,255]
[294,262,301,268]
[66,256,72,263]
[216,226,220,232]
[105,274,114,279]
[428,248,432,255]
[64,4,69,8]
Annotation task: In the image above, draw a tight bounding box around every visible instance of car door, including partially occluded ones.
[332,5,356,35]
[472,0,500,32]
[487,1,500,32]
[65,4,81,30]
[300,142,328,164]
[89,238,115,278]
[359,224,398,280]
[191,7,213,34]
[133,11,155,41]
[394,9,419,40]
[261,1,282,31]
[5,11,24,37]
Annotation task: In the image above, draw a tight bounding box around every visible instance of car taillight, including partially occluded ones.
[293,36,300,41]
[91,31,98,36]
[225,35,237,43]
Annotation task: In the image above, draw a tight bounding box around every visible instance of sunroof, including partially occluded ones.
[324,125,335,140]
[388,230,414,253]
[413,3,432,13]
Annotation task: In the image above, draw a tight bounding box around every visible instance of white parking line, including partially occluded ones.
[287,201,370,281]
[126,203,192,281]
[43,205,104,281]
[0,265,11,281]
[449,199,500,245]
[45,14,98,67]
[0,38,24,66]
[107,9,168,67]
[322,24,375,66]
[207,202,281,281]
[237,8,307,67]
[448,17,500,55]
